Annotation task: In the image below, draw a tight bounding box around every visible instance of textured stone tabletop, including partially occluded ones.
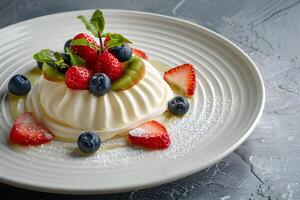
[0,0,300,199]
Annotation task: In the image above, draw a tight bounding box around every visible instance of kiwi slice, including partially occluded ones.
[42,63,65,82]
[112,56,145,91]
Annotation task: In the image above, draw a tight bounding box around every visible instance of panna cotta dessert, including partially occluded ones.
[7,10,196,154]
[26,59,173,141]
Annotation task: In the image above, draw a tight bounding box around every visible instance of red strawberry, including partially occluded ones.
[163,64,196,97]
[128,120,170,149]
[9,112,52,146]
[104,34,110,48]
[71,33,99,68]
[132,48,148,60]
[65,66,92,90]
[93,50,123,81]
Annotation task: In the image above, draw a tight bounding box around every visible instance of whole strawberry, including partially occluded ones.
[71,33,99,68]
[93,51,123,81]
[65,66,92,90]
[10,112,53,146]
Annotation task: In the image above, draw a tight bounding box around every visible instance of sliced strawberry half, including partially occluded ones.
[128,120,170,149]
[9,112,53,146]
[132,48,148,60]
[163,64,196,97]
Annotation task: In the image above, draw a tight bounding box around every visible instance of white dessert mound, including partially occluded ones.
[26,60,174,141]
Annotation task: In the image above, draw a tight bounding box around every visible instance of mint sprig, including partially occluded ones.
[70,38,101,51]
[33,49,60,64]
[77,16,98,38]
[78,10,105,38]
[90,10,105,34]
[65,47,86,66]
[77,9,133,53]
[105,33,132,49]
[33,49,65,68]
[33,49,69,74]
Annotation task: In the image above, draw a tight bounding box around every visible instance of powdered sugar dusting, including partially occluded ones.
[128,127,146,137]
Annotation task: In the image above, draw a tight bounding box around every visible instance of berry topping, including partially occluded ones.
[112,56,145,91]
[93,51,123,81]
[9,112,53,146]
[77,131,101,154]
[65,66,92,90]
[163,64,196,97]
[60,53,71,67]
[110,44,132,62]
[88,73,111,96]
[64,39,72,53]
[8,74,31,96]
[104,34,110,48]
[168,96,190,115]
[70,33,99,68]
[128,120,170,149]
[132,48,148,60]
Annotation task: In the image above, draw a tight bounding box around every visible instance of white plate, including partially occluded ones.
[0,10,265,194]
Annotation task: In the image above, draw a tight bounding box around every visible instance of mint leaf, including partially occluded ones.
[77,15,98,37]
[65,47,86,66]
[105,33,132,49]
[33,49,64,66]
[90,10,105,34]
[33,49,56,63]
[70,38,100,51]
[53,52,65,66]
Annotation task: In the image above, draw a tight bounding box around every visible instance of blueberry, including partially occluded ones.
[60,53,71,67]
[64,39,72,52]
[110,44,132,62]
[89,73,111,96]
[168,96,189,115]
[57,53,71,74]
[117,47,132,62]
[77,131,101,154]
[56,63,70,74]
[110,46,122,56]
[37,61,43,70]
[8,74,31,96]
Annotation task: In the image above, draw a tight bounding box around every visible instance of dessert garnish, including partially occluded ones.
[6,9,197,153]
[128,120,170,149]
[164,63,196,97]
[132,48,148,60]
[168,96,190,115]
[9,112,52,145]
[77,131,101,154]
[8,74,31,96]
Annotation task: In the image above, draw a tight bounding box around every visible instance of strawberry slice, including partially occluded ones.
[9,112,53,146]
[163,64,196,97]
[128,120,170,149]
[132,48,148,60]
